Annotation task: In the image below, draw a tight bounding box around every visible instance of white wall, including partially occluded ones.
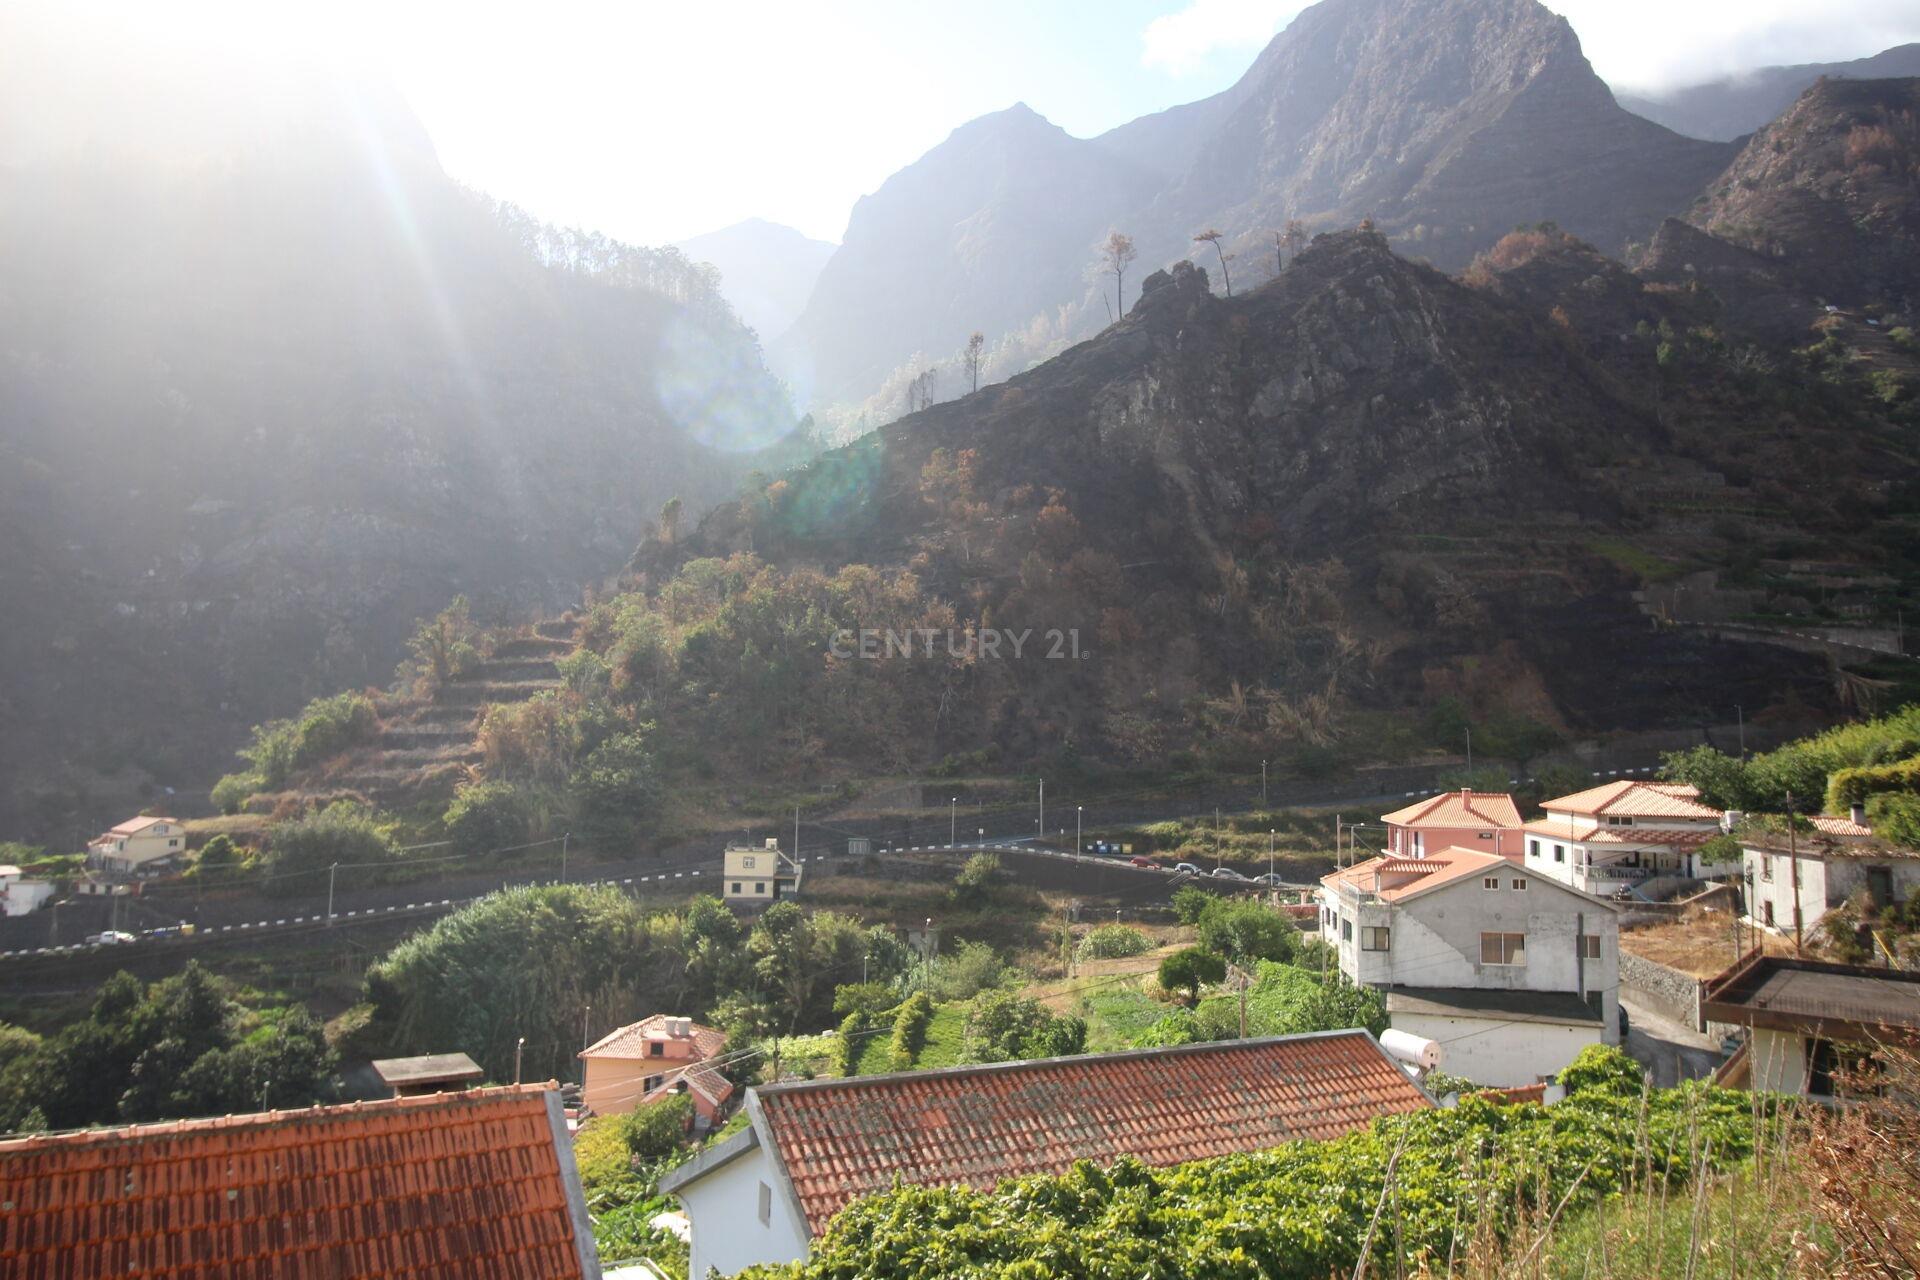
[1392,1011,1601,1088]
[1747,1027,1810,1096]
[1743,847,1831,934]
[677,1142,809,1279]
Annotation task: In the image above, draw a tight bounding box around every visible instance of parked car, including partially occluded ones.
[1211,867,1250,881]
[1128,856,1160,870]
[85,931,135,947]
[1251,872,1288,886]
[1173,862,1203,876]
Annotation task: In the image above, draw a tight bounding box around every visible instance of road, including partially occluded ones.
[1620,994,1724,1088]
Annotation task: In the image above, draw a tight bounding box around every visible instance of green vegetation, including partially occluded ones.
[1139,959,1386,1046]
[263,800,398,890]
[212,691,379,811]
[964,990,1085,1062]
[1075,923,1150,961]
[1663,703,1920,813]
[740,1047,1772,1279]
[573,1111,690,1279]
[443,780,535,855]
[1194,896,1299,964]
[1157,947,1225,1003]
[888,992,933,1070]
[0,963,334,1132]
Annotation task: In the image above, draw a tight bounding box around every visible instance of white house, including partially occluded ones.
[721,839,799,907]
[1318,845,1621,1087]
[86,815,186,874]
[1743,816,1920,941]
[1520,781,1732,895]
[659,1031,1432,1278]
[0,866,55,916]
[1704,954,1920,1099]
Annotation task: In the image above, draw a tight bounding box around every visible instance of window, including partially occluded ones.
[731,881,743,894]
[1553,845,1565,864]
[1362,926,1391,952]
[755,881,767,895]
[1478,831,1494,840]
[643,1075,663,1092]
[168,838,180,848]
[741,854,757,869]
[1412,832,1424,856]
[1483,876,1501,890]
[1341,917,1352,942]
[1511,878,1527,891]
[1606,815,1634,827]
[758,1181,773,1226]
[649,1042,664,1058]
[1581,934,1602,959]
[1761,856,1772,883]
[1481,932,1526,966]
[1529,840,1541,859]
[1763,901,1775,927]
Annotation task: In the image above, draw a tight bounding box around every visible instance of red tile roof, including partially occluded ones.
[1539,780,1721,820]
[581,1014,725,1062]
[0,1085,595,1279]
[1381,791,1523,829]
[746,1030,1429,1235]
[1321,846,1509,902]
[1811,814,1873,838]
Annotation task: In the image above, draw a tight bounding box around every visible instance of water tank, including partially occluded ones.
[1380,1028,1442,1072]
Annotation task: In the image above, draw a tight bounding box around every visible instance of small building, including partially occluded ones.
[1521,781,1732,895]
[1381,790,1526,860]
[658,1029,1431,1279]
[1742,815,1920,938]
[722,838,799,907]
[1319,846,1621,1086]
[0,866,54,916]
[86,814,186,874]
[579,1014,733,1125]
[372,1052,487,1097]
[1703,953,1920,1099]
[0,1085,601,1278]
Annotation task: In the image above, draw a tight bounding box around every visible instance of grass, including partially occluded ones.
[851,1001,969,1074]
[1621,909,1796,978]
[1587,537,1687,584]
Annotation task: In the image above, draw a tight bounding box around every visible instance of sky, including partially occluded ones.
[14,0,1920,249]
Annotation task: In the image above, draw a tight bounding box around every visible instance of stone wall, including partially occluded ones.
[1619,950,1703,1030]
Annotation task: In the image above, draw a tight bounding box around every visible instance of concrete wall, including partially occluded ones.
[1743,847,1831,935]
[1617,950,1703,1030]
[1748,1027,1810,1096]
[678,1142,809,1278]
[1392,1011,1602,1088]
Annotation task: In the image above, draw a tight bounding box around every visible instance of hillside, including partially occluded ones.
[0,73,799,846]
[1618,44,1920,141]
[675,218,837,341]
[779,0,1733,415]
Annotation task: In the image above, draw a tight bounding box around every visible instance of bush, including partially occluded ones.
[1557,1042,1645,1096]
[1158,947,1225,1003]
[210,771,260,815]
[966,990,1086,1063]
[443,780,534,855]
[1078,924,1151,961]
[889,993,934,1070]
[950,851,1001,905]
[928,939,1005,1002]
[620,1093,693,1162]
[832,983,897,1019]
[569,729,661,842]
[264,801,395,888]
[190,834,244,878]
[1171,884,1213,925]
[834,1010,867,1077]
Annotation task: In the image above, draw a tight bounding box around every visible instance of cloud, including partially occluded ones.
[1140,0,1306,76]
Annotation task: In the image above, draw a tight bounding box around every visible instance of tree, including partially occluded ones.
[1099,230,1136,322]
[1281,218,1308,268]
[621,1093,693,1161]
[951,851,1001,906]
[1158,947,1225,1004]
[1193,229,1232,297]
[193,833,242,876]
[963,331,985,393]
[1195,899,1298,964]
[444,780,534,855]
[1171,884,1213,925]
[657,496,684,545]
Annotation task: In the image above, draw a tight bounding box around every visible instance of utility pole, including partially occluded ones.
[514,1036,526,1085]
[1214,808,1222,872]
[327,863,338,925]
[1735,705,1746,759]
[1038,779,1044,843]
[950,798,957,847]
[1269,829,1276,884]
[794,806,801,863]
[582,1005,592,1058]
[1261,759,1268,810]
[561,831,570,880]
[1076,806,1083,855]
[1335,815,1343,868]
[1238,966,1249,1039]
[1465,725,1473,776]
[1787,793,1804,953]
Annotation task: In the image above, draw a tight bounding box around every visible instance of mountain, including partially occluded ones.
[675,218,837,342]
[781,0,1734,415]
[0,57,798,844]
[1665,77,1920,312]
[774,103,1159,409]
[1618,45,1920,142]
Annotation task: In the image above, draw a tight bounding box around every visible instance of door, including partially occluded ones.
[1866,866,1894,908]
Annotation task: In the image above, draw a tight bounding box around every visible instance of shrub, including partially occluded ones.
[218,692,379,804]
[264,801,395,888]
[1077,924,1150,961]
[210,771,261,815]
[1171,884,1213,925]
[928,939,1004,1001]
[191,834,243,877]
[831,983,897,1020]
[569,729,661,842]
[950,851,1001,905]
[889,993,933,1070]
[835,1010,868,1077]
[1194,899,1298,964]
[620,1093,693,1162]
[443,780,534,855]
[404,595,486,693]
[1557,1042,1645,1095]
[965,990,1086,1063]
[1158,947,1225,1003]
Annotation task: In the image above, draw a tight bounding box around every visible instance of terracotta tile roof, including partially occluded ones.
[1477,1083,1548,1106]
[581,1014,725,1062]
[1811,814,1873,837]
[0,1085,595,1279]
[744,1030,1428,1236]
[1321,846,1509,902]
[1539,780,1721,820]
[106,815,176,836]
[1518,818,1721,849]
[1520,818,1603,842]
[1380,791,1523,829]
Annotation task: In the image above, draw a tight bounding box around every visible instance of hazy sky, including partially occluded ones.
[17,0,1920,249]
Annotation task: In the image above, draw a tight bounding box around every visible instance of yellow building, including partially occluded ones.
[722,838,799,906]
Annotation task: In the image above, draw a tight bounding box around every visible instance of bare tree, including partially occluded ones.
[963,331,985,393]
[1193,229,1232,297]
[905,365,940,414]
[1281,219,1308,268]
[1098,230,1136,322]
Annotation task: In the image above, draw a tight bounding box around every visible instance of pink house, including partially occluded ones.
[579,1014,734,1126]
[1380,790,1525,861]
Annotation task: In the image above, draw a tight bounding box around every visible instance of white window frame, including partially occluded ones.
[1361,926,1391,952]
[1480,932,1526,966]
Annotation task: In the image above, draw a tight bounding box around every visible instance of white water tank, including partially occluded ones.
[1380,1028,1442,1072]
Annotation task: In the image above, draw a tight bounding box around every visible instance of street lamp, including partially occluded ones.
[514,1036,526,1085]
[950,798,957,847]
[1269,829,1275,884]
[1076,806,1083,855]
[1261,759,1268,809]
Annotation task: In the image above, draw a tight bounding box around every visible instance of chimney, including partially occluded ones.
[1851,802,1868,828]
[765,837,779,851]
[1721,810,1743,833]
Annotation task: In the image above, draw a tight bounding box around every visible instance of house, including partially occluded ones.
[1742,814,1919,940]
[1703,953,1920,1099]
[658,1029,1431,1279]
[1521,781,1732,895]
[85,814,186,874]
[722,838,799,907]
[1381,790,1525,860]
[0,1085,601,1278]
[580,1014,734,1125]
[0,865,54,916]
[1319,846,1621,1086]
[372,1051,487,1097]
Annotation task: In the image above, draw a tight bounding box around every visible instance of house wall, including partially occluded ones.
[584,1056,724,1122]
[1390,825,1522,859]
[1747,1027,1811,1095]
[1743,847,1832,934]
[678,1143,809,1279]
[91,825,185,871]
[0,880,54,916]
[1390,1011,1602,1088]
